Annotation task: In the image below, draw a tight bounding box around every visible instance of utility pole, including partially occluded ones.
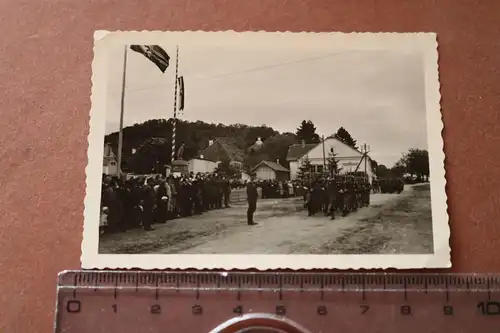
[354,143,371,176]
[362,143,371,178]
[322,135,326,174]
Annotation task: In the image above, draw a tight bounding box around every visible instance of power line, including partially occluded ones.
[118,51,346,94]
[192,51,345,81]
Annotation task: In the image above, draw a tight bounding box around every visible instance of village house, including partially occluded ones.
[102,143,119,176]
[199,138,244,170]
[252,160,290,181]
[187,156,218,174]
[286,137,375,181]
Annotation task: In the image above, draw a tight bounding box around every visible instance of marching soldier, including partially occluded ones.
[363,177,371,207]
[327,176,338,220]
[354,177,361,211]
[307,180,323,216]
[337,176,348,217]
[344,176,352,214]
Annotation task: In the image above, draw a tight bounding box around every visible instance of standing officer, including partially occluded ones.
[222,176,232,208]
[246,173,259,225]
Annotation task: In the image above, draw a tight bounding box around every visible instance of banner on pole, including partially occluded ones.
[130,45,170,73]
[178,76,185,111]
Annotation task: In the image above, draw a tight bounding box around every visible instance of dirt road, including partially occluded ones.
[99,184,433,255]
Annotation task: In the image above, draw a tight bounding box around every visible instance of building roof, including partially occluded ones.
[252,160,290,173]
[189,156,218,163]
[200,138,244,162]
[286,136,370,161]
[286,143,317,161]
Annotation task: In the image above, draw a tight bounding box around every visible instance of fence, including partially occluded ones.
[229,187,262,204]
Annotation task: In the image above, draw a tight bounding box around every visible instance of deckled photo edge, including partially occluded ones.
[81,31,449,270]
[81,34,112,265]
[422,34,450,267]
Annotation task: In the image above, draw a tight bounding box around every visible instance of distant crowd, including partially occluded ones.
[100,172,234,234]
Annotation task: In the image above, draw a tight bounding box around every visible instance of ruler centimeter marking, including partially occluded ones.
[55,271,500,333]
[58,271,500,301]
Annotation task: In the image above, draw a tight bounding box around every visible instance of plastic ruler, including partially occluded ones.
[55,271,500,333]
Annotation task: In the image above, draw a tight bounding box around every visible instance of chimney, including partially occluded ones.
[200,154,204,159]
[301,140,305,148]
[276,159,279,164]
[132,148,137,155]
[208,139,214,147]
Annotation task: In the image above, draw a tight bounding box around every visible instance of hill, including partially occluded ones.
[104,118,298,174]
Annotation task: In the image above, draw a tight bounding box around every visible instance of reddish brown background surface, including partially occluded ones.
[1,0,500,332]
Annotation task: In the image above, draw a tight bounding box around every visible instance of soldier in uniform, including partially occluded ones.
[353,177,361,211]
[326,176,338,220]
[343,176,351,214]
[246,173,258,225]
[363,177,371,207]
[335,176,344,217]
[308,179,323,216]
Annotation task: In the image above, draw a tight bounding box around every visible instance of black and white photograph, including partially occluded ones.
[82,31,449,269]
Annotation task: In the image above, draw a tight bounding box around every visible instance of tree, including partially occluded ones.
[296,156,312,181]
[244,125,278,148]
[259,133,298,166]
[326,148,340,175]
[375,164,390,178]
[334,127,357,149]
[243,151,269,172]
[390,161,406,177]
[215,160,241,179]
[296,120,320,144]
[243,133,298,170]
[400,148,429,181]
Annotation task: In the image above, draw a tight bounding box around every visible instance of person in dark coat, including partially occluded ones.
[246,174,259,225]
[142,178,156,231]
[155,180,168,223]
[222,177,231,208]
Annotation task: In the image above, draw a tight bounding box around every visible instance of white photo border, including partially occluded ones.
[82,31,449,269]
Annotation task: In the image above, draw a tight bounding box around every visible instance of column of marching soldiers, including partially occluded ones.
[100,170,378,234]
[302,175,374,220]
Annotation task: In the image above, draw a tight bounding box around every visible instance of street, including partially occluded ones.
[98,183,433,255]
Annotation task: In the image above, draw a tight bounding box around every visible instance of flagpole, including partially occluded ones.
[117,45,128,177]
[322,135,326,173]
[171,45,179,163]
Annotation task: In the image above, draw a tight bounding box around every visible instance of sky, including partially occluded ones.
[105,37,428,167]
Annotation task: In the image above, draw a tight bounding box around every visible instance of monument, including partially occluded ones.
[171,143,189,176]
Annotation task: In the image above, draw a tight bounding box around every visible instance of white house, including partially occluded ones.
[241,171,251,182]
[102,143,119,176]
[286,137,374,181]
[187,157,218,174]
[252,160,290,181]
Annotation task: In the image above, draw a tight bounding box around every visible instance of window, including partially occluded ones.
[110,162,116,166]
[317,165,324,173]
